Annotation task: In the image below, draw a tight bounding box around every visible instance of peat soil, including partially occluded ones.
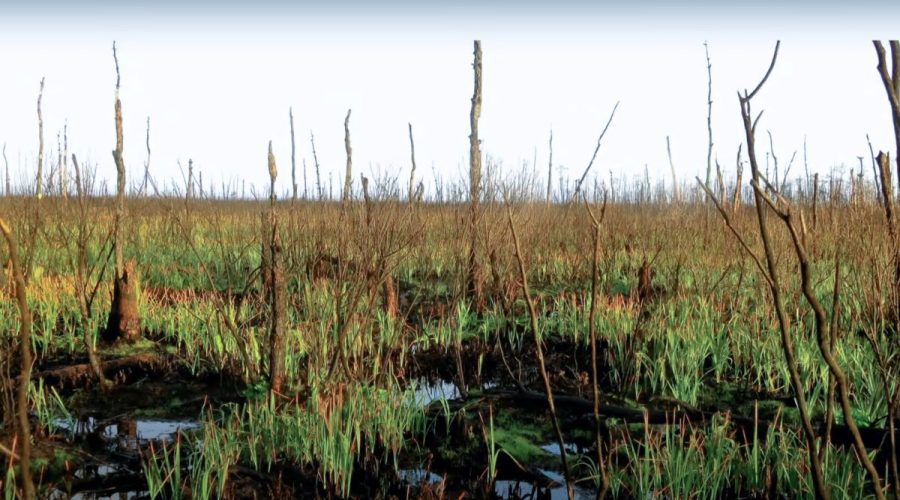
[8,332,896,499]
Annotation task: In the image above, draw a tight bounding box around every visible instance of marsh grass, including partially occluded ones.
[0,189,897,497]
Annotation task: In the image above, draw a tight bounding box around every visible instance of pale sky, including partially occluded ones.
[0,1,898,198]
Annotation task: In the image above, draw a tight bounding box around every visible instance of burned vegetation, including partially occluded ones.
[0,40,899,500]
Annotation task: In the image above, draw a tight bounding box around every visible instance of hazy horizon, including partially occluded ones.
[1,1,898,198]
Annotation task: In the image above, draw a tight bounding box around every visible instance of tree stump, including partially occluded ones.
[104,260,141,343]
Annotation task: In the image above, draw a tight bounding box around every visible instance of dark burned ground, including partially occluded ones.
[17,334,597,499]
[8,323,896,499]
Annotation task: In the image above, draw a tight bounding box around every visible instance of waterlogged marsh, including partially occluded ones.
[0,199,898,499]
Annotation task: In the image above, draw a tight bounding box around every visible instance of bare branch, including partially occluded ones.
[571,101,620,202]
[746,41,781,101]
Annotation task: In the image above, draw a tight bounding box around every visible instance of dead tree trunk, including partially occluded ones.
[408,122,417,203]
[60,122,68,199]
[705,41,714,207]
[812,172,820,231]
[311,131,322,200]
[187,159,194,201]
[666,136,680,203]
[36,78,45,200]
[290,107,297,203]
[266,141,286,394]
[547,129,553,205]
[716,158,726,203]
[104,42,141,344]
[342,109,353,204]
[141,117,150,196]
[466,41,485,307]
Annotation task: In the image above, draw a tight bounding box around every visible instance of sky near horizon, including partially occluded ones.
[0,1,898,197]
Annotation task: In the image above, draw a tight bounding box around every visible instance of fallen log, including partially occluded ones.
[440,389,896,454]
[14,353,169,393]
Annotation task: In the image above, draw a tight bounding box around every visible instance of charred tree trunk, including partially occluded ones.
[104,42,141,344]
[104,260,141,344]
[266,141,286,394]
[466,40,484,308]
[267,222,286,394]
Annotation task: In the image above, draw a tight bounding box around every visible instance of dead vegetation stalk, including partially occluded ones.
[504,197,574,500]
[0,218,35,499]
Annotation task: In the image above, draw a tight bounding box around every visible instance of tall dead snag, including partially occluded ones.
[290,107,297,203]
[104,42,141,344]
[868,135,882,207]
[59,122,68,198]
[187,159,194,200]
[812,172,820,230]
[408,122,417,202]
[36,78,44,199]
[302,159,308,199]
[737,41,830,500]
[715,159,726,203]
[874,41,900,202]
[342,109,353,204]
[705,41,714,204]
[505,199,573,500]
[310,131,322,200]
[666,136,680,203]
[141,117,151,197]
[466,40,484,306]
[266,141,286,394]
[547,129,553,205]
[0,218,35,500]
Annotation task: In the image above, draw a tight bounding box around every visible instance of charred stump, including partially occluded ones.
[103,260,141,343]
